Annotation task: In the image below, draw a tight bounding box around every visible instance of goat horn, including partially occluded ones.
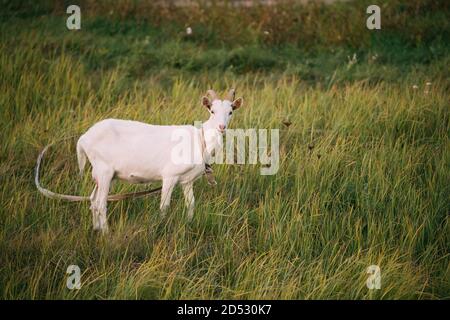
[206,90,218,101]
[226,88,236,101]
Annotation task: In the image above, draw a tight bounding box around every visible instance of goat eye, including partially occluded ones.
[210,110,215,114]
[229,112,233,115]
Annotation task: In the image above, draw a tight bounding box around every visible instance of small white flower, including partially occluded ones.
[412,85,418,89]
[263,30,270,35]
[347,53,358,68]
[426,82,431,86]
[186,27,192,35]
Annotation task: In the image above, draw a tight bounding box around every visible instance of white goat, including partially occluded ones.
[76,89,243,233]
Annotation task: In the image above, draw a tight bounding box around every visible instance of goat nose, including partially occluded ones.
[219,124,226,131]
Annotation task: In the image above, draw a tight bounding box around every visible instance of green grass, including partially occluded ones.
[0,1,449,299]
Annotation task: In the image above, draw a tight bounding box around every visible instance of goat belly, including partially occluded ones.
[115,169,161,184]
[122,173,154,184]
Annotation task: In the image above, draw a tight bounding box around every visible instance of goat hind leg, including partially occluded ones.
[89,185,101,230]
[92,170,113,234]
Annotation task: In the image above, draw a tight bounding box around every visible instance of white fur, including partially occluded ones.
[77,93,243,233]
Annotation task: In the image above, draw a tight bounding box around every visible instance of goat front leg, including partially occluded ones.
[160,177,178,218]
[181,182,195,221]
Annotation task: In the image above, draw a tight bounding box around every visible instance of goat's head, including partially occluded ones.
[201,89,243,134]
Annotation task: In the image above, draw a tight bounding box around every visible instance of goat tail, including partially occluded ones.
[35,136,162,202]
[76,139,87,176]
[35,137,91,202]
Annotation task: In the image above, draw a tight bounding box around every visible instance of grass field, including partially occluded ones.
[0,0,449,299]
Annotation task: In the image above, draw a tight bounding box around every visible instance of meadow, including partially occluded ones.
[0,0,449,299]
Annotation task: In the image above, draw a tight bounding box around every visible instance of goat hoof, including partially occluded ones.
[159,210,167,219]
[93,226,109,235]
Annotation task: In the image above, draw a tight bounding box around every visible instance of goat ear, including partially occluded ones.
[202,96,211,110]
[232,97,243,110]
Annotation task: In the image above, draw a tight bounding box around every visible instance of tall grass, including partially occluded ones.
[0,0,449,299]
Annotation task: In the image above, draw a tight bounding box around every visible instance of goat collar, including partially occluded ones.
[200,126,217,186]
[200,126,208,162]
